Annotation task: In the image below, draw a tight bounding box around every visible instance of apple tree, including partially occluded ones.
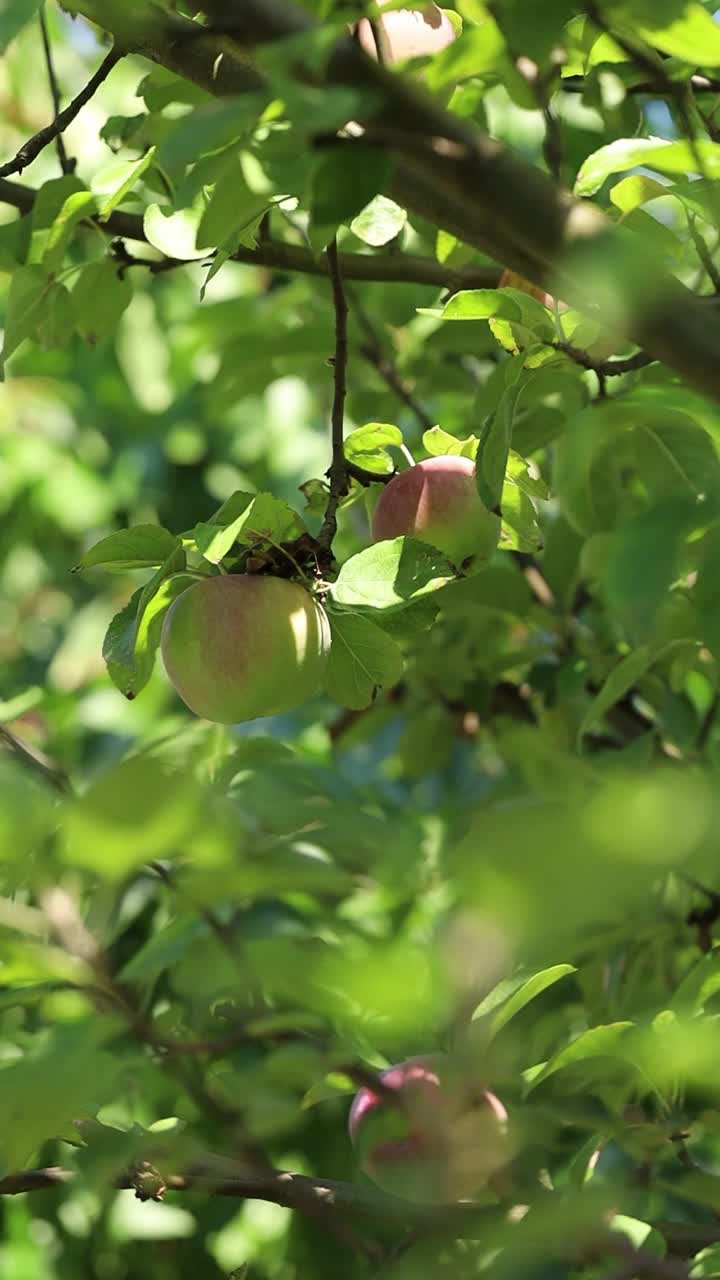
[3,2,720,1278]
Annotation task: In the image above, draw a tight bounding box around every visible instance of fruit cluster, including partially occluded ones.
[161,455,496,724]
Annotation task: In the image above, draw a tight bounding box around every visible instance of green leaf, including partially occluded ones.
[192,493,306,564]
[476,355,545,510]
[207,489,257,527]
[562,13,628,76]
[325,610,403,709]
[500,479,543,552]
[27,175,87,264]
[0,265,73,369]
[0,217,27,270]
[75,525,181,573]
[506,451,550,500]
[138,66,212,111]
[423,426,478,458]
[0,0,40,53]
[196,153,271,251]
[299,478,329,515]
[494,0,576,64]
[103,548,189,699]
[576,138,720,198]
[144,196,211,261]
[91,147,157,220]
[610,1214,666,1258]
[425,13,504,90]
[350,196,407,248]
[39,190,97,273]
[330,538,454,612]
[62,754,200,876]
[432,288,554,354]
[343,423,403,476]
[553,401,716,537]
[72,261,133,344]
[527,1022,634,1090]
[604,500,699,641]
[579,647,654,740]
[610,174,670,215]
[486,965,577,1035]
[310,147,390,250]
[35,280,73,351]
[0,1024,121,1173]
[435,288,521,322]
[689,1245,720,1277]
[619,0,720,65]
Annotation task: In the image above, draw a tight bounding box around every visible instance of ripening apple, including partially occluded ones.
[160,575,331,724]
[349,1055,509,1203]
[371,454,499,566]
[355,1,456,64]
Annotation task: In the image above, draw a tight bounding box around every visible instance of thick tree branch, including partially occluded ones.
[0,175,500,291]
[61,3,263,96]
[0,48,121,179]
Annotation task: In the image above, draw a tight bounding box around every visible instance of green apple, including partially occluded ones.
[160,575,331,724]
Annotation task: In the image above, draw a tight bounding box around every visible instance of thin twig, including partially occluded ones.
[561,73,720,95]
[318,239,350,553]
[38,5,73,175]
[0,48,121,180]
[553,341,655,377]
[0,174,501,291]
[687,215,720,294]
[347,284,435,434]
[0,724,72,795]
[367,16,392,66]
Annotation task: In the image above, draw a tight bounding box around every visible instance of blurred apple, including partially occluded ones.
[349,1054,509,1202]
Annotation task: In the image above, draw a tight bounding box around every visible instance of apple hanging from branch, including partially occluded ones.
[371,454,500,566]
[160,575,331,724]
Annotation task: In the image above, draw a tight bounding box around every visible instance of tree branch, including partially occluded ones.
[38,5,74,175]
[318,239,350,553]
[0,1160,496,1231]
[0,48,121,180]
[0,175,501,292]
[1,1162,715,1268]
[561,73,720,96]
